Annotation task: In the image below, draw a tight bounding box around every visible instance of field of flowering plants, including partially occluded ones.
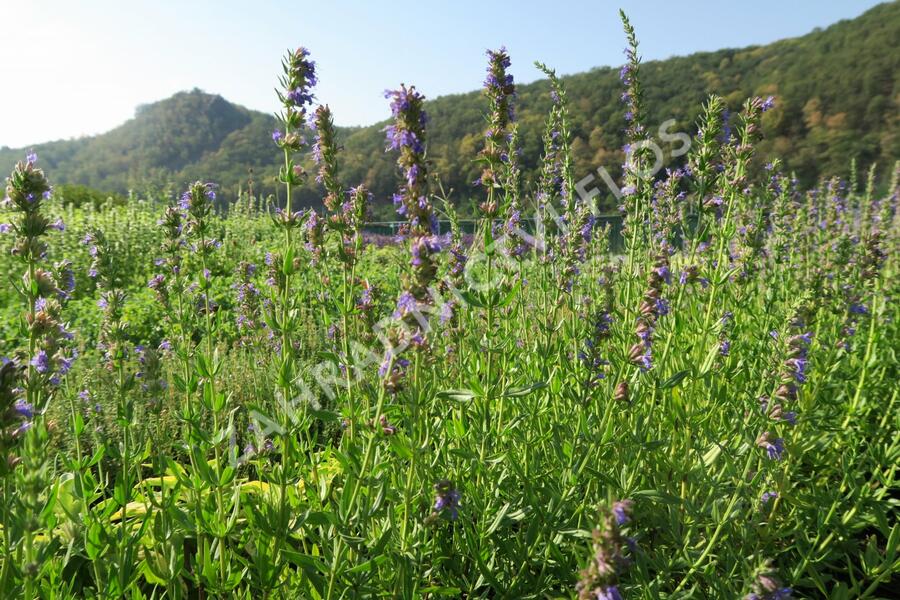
[1,15,898,599]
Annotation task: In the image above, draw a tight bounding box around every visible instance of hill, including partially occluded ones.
[2,2,898,215]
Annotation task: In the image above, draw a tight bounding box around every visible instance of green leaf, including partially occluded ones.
[437,388,476,402]
[660,370,690,389]
[419,587,463,596]
[346,554,389,575]
[486,502,511,535]
[484,225,495,257]
[388,436,413,460]
[501,382,547,398]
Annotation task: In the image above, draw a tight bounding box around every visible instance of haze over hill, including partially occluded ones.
[1,1,897,216]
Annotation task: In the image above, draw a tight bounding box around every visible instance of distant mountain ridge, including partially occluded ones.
[2,2,898,215]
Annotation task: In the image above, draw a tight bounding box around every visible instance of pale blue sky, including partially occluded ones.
[0,0,886,148]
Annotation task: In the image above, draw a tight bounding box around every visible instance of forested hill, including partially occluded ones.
[2,1,898,216]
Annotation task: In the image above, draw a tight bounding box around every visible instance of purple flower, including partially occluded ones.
[612,500,632,525]
[655,265,671,285]
[58,353,76,376]
[655,298,670,317]
[272,129,283,143]
[49,218,65,231]
[433,480,461,520]
[638,348,653,372]
[287,88,313,106]
[597,586,623,600]
[761,491,778,505]
[31,350,51,374]
[14,399,33,419]
[59,265,75,293]
[358,287,373,310]
[760,436,785,461]
[0,223,10,234]
[785,358,807,384]
[26,151,37,164]
[148,274,165,290]
[849,303,868,315]
[393,291,417,318]
[13,422,32,437]
[761,96,776,112]
[439,302,454,325]
[179,191,192,211]
[720,339,731,357]
[378,352,393,378]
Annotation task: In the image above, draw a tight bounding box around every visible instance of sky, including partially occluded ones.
[0,0,887,148]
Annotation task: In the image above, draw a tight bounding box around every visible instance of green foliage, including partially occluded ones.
[55,184,126,209]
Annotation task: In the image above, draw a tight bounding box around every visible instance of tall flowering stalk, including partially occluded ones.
[383,84,443,582]
[148,205,195,424]
[535,62,581,283]
[1,154,74,595]
[311,102,371,431]
[381,84,434,425]
[757,316,810,463]
[502,124,528,260]
[695,97,773,350]
[181,181,239,588]
[2,155,74,403]
[576,500,635,600]
[264,46,317,589]
[180,183,221,390]
[271,46,316,399]
[233,260,263,346]
[688,96,726,220]
[83,226,146,592]
[386,84,438,317]
[312,104,342,214]
[535,91,564,263]
[579,265,616,393]
[478,47,516,220]
[627,247,671,373]
[618,10,652,253]
[677,94,727,284]
[626,170,684,377]
[475,49,517,419]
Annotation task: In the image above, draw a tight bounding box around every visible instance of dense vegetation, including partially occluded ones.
[0,10,898,600]
[1,2,898,217]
